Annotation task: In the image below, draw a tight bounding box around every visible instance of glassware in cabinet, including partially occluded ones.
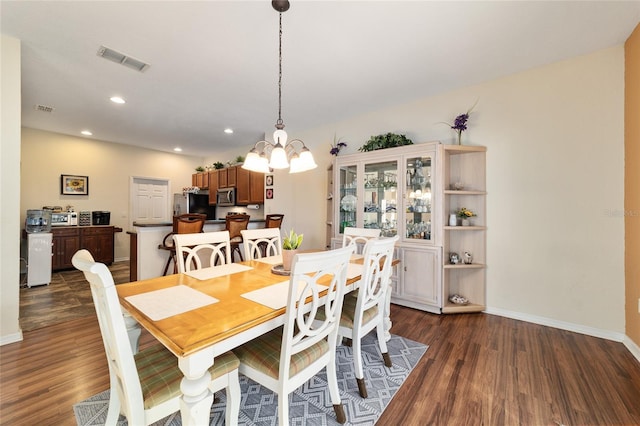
[338,165,357,233]
[363,161,398,236]
[404,155,433,241]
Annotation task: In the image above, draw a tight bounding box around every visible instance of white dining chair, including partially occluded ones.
[71,249,241,425]
[241,227,282,260]
[173,231,231,273]
[233,245,355,425]
[338,236,398,398]
[342,227,381,254]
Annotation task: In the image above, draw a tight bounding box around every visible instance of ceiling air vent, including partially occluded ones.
[34,104,54,113]
[97,45,150,72]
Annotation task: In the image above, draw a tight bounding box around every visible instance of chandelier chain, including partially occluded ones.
[277,11,283,126]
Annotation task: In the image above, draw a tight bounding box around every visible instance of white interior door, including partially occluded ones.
[131,177,170,226]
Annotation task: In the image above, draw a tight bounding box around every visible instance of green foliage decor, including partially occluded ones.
[213,162,224,169]
[282,229,304,250]
[358,133,413,152]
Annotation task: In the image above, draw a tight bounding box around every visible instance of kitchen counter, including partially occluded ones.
[132,219,265,227]
[130,219,265,280]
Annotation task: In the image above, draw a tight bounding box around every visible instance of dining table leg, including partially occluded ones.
[178,347,216,425]
[123,310,141,354]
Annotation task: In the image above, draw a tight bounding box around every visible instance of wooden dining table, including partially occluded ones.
[116,254,396,426]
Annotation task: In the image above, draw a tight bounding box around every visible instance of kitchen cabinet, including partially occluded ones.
[331,142,486,314]
[51,226,118,270]
[51,227,80,270]
[191,172,209,189]
[208,170,220,205]
[236,167,264,205]
[218,166,237,188]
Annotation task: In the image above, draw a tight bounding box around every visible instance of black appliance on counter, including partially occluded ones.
[92,211,111,225]
[173,193,216,220]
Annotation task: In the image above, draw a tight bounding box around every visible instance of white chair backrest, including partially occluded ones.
[342,227,381,254]
[241,228,282,260]
[71,249,144,418]
[173,231,231,273]
[280,245,355,381]
[357,236,398,315]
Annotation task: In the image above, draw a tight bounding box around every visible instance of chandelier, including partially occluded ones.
[242,0,317,174]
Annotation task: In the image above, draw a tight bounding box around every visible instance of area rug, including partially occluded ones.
[74,333,427,425]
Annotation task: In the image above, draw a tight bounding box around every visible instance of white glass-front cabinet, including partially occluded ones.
[332,142,487,314]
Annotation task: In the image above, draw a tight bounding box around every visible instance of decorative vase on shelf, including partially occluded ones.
[449,214,458,227]
[462,218,470,226]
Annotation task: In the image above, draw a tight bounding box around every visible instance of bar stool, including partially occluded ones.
[265,214,284,229]
[260,214,284,256]
[158,214,206,275]
[225,213,250,262]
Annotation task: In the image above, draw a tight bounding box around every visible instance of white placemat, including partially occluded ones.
[125,285,218,321]
[254,255,283,265]
[347,263,364,280]
[241,280,328,310]
[184,263,253,280]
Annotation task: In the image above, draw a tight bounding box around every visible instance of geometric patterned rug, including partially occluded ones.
[73,333,427,425]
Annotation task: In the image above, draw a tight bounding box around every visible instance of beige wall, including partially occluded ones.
[625,24,640,346]
[1,35,23,344]
[271,46,627,337]
[21,128,205,260]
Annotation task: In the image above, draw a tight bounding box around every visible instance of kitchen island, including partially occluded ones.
[129,219,265,280]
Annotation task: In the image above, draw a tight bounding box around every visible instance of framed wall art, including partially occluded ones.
[61,174,89,195]
[266,188,274,199]
[265,175,274,187]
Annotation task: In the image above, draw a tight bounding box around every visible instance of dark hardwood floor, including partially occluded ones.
[2,265,640,425]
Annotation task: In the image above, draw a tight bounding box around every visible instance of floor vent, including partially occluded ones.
[97,45,150,72]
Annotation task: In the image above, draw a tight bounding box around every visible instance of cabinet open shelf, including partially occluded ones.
[444,190,487,195]
[442,302,486,314]
[444,263,485,269]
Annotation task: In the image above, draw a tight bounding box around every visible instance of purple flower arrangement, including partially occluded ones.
[330,138,347,156]
[444,100,477,145]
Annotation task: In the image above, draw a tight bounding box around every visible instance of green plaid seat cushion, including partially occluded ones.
[314,292,378,329]
[135,344,239,409]
[234,326,329,380]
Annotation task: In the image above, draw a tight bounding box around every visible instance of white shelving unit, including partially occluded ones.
[438,144,487,313]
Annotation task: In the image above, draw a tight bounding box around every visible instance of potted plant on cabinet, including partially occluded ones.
[282,229,303,271]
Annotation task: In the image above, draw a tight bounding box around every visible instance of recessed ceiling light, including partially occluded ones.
[110,96,126,104]
[173,147,182,152]
[224,128,234,134]
[81,130,93,136]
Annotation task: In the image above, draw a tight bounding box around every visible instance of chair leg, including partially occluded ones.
[278,393,289,426]
[162,252,173,276]
[353,336,367,398]
[327,350,346,423]
[376,321,393,368]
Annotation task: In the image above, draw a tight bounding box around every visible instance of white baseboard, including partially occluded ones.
[114,257,130,263]
[623,336,640,363]
[484,306,640,362]
[0,330,23,346]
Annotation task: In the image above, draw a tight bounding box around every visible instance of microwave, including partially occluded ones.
[51,211,78,226]
[216,187,235,206]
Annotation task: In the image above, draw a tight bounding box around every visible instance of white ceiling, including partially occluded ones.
[2,1,639,156]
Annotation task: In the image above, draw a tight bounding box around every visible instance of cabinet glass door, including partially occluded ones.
[338,165,358,233]
[364,161,398,236]
[405,155,433,241]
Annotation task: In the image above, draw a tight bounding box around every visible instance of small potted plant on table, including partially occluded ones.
[282,229,303,272]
